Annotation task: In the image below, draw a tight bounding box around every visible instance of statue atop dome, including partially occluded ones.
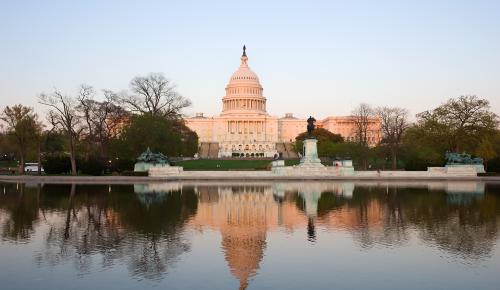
[242,45,246,57]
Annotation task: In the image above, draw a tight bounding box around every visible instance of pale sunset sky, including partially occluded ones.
[1,0,499,120]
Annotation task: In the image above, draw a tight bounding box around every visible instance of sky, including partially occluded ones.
[1,0,500,120]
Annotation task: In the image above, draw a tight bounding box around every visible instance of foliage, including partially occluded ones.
[399,96,499,170]
[42,130,66,153]
[415,95,498,152]
[295,128,344,157]
[78,157,106,176]
[0,105,42,173]
[42,155,72,174]
[376,106,409,169]
[475,137,498,171]
[109,158,135,173]
[175,159,272,171]
[111,114,198,159]
[121,170,148,176]
[488,157,500,173]
[77,87,129,157]
[400,145,444,171]
[0,132,17,160]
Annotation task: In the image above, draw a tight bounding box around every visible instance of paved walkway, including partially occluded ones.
[1,171,499,184]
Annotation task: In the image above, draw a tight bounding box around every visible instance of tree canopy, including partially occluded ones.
[415,95,498,152]
[399,95,499,170]
[0,105,42,173]
[295,128,344,157]
[111,114,198,160]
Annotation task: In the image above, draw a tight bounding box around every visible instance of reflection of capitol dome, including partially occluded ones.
[222,230,266,290]
[190,187,275,290]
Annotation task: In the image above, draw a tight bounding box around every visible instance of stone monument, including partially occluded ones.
[134,148,183,176]
[299,116,324,168]
[271,117,354,176]
[445,151,485,173]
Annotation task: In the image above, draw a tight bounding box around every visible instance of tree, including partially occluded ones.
[376,107,409,169]
[352,103,374,146]
[416,95,498,152]
[111,114,198,160]
[116,73,191,118]
[42,130,66,154]
[295,128,344,157]
[39,87,87,175]
[351,103,376,169]
[0,105,41,174]
[77,88,129,157]
[475,137,497,172]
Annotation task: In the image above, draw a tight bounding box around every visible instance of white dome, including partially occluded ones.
[228,55,261,86]
[221,46,267,115]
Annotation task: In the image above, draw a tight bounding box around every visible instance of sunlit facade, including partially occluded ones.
[185,48,381,158]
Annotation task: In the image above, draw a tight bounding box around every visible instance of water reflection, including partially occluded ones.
[0,183,197,280]
[0,181,499,289]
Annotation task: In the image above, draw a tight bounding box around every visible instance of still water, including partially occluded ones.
[0,181,499,290]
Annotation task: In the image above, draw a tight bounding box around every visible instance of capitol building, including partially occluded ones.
[185,47,381,158]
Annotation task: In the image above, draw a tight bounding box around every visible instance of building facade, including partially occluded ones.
[185,48,381,158]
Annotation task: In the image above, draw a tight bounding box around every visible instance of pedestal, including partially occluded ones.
[299,138,324,168]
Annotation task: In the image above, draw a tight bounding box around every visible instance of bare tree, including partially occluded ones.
[351,103,374,146]
[351,103,375,170]
[116,73,191,118]
[39,87,88,175]
[376,107,409,169]
[0,105,41,174]
[77,88,128,157]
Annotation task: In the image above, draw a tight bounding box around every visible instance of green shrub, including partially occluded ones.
[78,157,106,176]
[42,155,72,174]
[486,157,499,172]
[109,158,135,173]
[121,170,148,176]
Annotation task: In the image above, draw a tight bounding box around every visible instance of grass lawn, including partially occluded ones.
[0,161,18,168]
[174,159,300,171]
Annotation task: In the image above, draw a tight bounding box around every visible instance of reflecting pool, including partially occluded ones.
[0,181,499,290]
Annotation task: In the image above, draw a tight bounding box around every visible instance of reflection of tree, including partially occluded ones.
[17,184,198,280]
[0,183,40,241]
[401,189,498,259]
[313,185,499,259]
[117,187,198,280]
[2,181,500,283]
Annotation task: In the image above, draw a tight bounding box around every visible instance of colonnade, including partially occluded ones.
[227,120,265,134]
[223,99,265,111]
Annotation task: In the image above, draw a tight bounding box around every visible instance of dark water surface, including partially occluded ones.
[1,181,499,290]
